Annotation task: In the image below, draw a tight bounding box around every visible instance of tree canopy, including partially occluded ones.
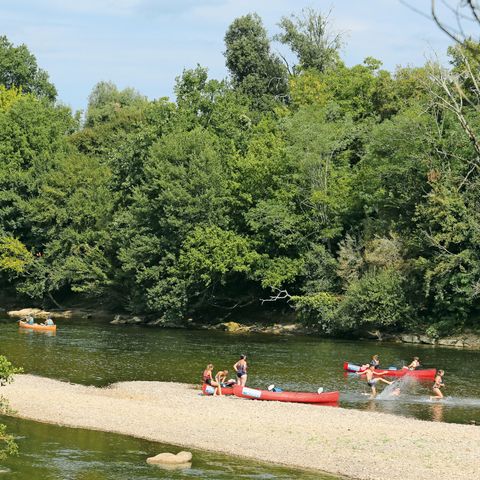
[1,9,480,337]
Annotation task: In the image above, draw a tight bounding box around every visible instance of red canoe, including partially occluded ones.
[343,362,436,379]
[202,383,235,395]
[232,385,339,404]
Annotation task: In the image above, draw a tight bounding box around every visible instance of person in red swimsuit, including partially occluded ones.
[202,364,222,396]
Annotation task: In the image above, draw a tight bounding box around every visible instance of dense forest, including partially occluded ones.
[1,9,480,336]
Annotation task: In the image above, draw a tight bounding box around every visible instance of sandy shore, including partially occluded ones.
[2,375,480,480]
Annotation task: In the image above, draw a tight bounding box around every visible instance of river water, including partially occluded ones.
[1,315,479,478]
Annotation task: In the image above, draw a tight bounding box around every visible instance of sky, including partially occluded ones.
[0,0,458,112]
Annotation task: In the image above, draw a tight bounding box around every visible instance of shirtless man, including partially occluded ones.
[357,364,392,397]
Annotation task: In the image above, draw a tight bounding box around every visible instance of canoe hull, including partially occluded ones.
[343,362,436,379]
[233,385,339,404]
[19,321,56,332]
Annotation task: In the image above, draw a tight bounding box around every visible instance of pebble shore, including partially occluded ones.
[3,375,480,480]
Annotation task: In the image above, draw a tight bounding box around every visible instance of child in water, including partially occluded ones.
[357,364,393,397]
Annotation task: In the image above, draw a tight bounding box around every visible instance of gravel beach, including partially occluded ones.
[2,374,479,480]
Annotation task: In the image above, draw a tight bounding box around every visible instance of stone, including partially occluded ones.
[125,316,144,325]
[8,308,46,318]
[110,315,127,325]
[146,451,192,465]
[437,337,459,346]
[219,321,248,333]
[419,335,436,345]
[400,334,420,344]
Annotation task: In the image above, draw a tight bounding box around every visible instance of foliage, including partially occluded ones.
[0,35,56,100]
[1,26,480,336]
[275,8,342,72]
[0,355,21,460]
[224,13,288,106]
[0,236,32,276]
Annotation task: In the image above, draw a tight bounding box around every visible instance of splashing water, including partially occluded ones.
[377,376,416,400]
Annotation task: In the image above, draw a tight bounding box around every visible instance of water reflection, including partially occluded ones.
[430,402,444,422]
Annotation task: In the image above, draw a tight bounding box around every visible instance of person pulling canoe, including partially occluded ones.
[430,369,445,401]
[202,364,222,396]
[215,370,235,387]
[357,364,393,397]
[233,354,248,386]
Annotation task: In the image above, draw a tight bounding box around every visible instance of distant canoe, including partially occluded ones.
[19,320,56,332]
[343,362,436,379]
[233,385,339,404]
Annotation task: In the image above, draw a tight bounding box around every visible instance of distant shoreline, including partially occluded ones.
[4,306,480,350]
[3,375,480,480]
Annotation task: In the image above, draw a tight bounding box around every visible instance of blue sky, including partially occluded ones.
[1,1,454,111]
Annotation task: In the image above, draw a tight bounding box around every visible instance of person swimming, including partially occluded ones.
[430,369,445,401]
[233,355,248,386]
[357,364,392,397]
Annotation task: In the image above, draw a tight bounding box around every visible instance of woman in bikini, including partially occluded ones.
[233,355,248,386]
[430,369,445,400]
[202,364,222,396]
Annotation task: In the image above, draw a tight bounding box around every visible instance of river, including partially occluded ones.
[1,315,479,478]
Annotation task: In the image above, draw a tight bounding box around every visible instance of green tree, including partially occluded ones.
[276,8,342,72]
[0,35,56,100]
[224,13,288,106]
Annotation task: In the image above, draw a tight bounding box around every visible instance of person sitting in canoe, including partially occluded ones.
[430,369,445,401]
[233,354,248,386]
[215,370,235,388]
[42,316,55,326]
[356,364,392,397]
[403,356,420,370]
[25,315,35,325]
[202,364,222,396]
[358,354,380,371]
[370,354,380,368]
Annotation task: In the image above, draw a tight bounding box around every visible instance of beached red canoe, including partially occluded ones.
[232,385,339,404]
[343,362,436,379]
[202,383,235,395]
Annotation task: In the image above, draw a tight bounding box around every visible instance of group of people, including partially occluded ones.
[357,354,445,400]
[23,314,55,326]
[202,354,248,396]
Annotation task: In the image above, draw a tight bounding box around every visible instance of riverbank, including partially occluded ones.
[3,375,479,480]
[5,307,480,350]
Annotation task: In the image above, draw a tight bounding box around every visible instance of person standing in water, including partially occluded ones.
[430,369,445,400]
[233,354,248,386]
[357,364,392,397]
